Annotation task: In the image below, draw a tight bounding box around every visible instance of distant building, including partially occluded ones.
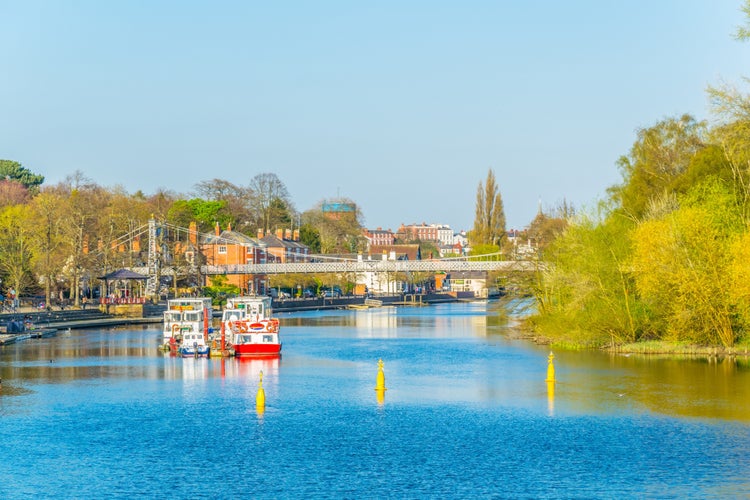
[453,231,469,254]
[260,229,310,264]
[202,222,268,295]
[363,227,395,248]
[322,202,356,220]
[397,222,452,243]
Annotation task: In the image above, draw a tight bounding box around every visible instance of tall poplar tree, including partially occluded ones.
[470,169,506,247]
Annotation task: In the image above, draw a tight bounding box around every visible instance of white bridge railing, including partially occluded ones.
[132,259,540,276]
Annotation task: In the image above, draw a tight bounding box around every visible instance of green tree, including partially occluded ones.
[0,204,37,298]
[167,199,230,233]
[29,190,68,308]
[193,179,253,232]
[299,223,321,253]
[531,208,642,346]
[303,198,365,254]
[0,159,44,192]
[469,169,506,247]
[631,180,743,347]
[609,114,706,221]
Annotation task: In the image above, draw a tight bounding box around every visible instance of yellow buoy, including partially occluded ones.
[546,380,555,415]
[376,388,385,406]
[375,359,387,391]
[256,370,266,409]
[545,352,556,382]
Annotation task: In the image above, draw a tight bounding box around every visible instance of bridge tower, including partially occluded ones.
[146,219,159,296]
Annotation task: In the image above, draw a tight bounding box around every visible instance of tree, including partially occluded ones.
[249,173,295,236]
[29,190,68,308]
[193,179,253,232]
[299,224,321,253]
[630,180,743,347]
[303,198,365,254]
[167,198,231,233]
[469,169,506,247]
[735,0,750,41]
[0,179,30,207]
[526,202,573,254]
[0,204,37,299]
[531,209,642,346]
[0,159,44,192]
[609,114,707,220]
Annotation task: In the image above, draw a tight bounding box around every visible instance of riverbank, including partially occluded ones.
[515,313,750,358]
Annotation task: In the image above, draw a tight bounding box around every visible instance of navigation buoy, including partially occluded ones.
[545,352,556,383]
[256,370,266,410]
[375,359,387,391]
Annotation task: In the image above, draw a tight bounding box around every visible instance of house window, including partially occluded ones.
[218,245,227,254]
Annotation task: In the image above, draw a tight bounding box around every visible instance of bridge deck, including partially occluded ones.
[132,259,539,275]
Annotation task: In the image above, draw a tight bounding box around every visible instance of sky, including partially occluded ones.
[1,1,748,232]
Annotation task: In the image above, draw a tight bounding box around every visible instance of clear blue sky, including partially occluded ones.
[1,1,747,232]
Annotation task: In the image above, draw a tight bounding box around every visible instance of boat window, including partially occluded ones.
[263,335,273,342]
[184,312,200,321]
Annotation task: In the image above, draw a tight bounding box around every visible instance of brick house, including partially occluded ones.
[363,227,395,248]
[260,229,310,263]
[201,223,269,295]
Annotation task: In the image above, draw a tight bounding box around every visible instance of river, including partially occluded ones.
[0,301,748,498]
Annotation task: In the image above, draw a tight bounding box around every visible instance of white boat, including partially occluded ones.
[162,297,213,351]
[178,330,210,358]
[221,296,281,357]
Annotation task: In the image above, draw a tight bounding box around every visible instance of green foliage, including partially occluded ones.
[468,244,501,259]
[0,204,37,296]
[610,115,706,221]
[167,198,231,232]
[299,223,321,253]
[631,179,743,347]
[0,159,45,192]
[531,211,643,347]
[533,108,750,348]
[470,169,506,246]
[303,198,365,254]
[203,275,241,306]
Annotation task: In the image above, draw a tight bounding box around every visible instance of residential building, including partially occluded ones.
[453,231,469,254]
[363,227,395,248]
[260,229,310,263]
[201,223,268,295]
[397,222,438,242]
[396,223,454,244]
[359,244,421,294]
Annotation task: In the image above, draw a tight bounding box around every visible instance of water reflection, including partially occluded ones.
[555,351,750,421]
[282,302,491,338]
[3,304,750,423]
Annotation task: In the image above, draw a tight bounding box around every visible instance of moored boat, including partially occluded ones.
[178,330,210,357]
[162,297,213,351]
[222,296,281,357]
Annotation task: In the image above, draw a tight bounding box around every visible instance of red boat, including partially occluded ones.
[221,297,282,357]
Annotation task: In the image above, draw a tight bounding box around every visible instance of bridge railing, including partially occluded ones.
[132,259,541,276]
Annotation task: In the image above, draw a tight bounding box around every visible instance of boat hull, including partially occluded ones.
[234,343,282,357]
[179,345,210,358]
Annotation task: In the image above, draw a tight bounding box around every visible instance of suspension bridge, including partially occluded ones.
[111,220,540,294]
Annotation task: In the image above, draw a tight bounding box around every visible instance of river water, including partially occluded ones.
[0,301,749,498]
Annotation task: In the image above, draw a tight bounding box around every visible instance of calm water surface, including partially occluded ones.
[1,301,749,499]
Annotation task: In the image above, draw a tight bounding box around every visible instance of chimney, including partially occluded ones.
[227,222,232,232]
[189,221,197,245]
[284,229,291,240]
[257,228,264,239]
[276,228,284,239]
[215,222,220,236]
[293,229,299,241]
